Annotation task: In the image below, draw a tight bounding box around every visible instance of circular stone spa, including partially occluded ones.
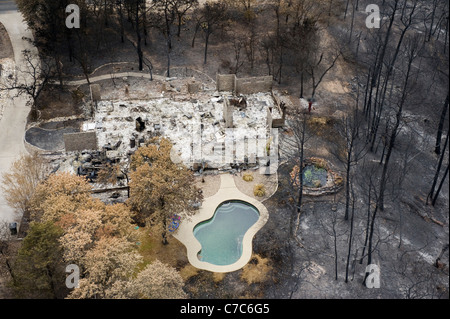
[290,157,343,196]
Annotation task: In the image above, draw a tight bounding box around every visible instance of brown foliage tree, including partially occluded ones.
[128,138,202,244]
[103,259,187,299]
[1,152,47,215]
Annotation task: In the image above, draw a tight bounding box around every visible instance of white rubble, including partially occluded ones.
[86,90,282,170]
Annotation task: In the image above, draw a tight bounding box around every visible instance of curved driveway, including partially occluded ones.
[0,6,38,225]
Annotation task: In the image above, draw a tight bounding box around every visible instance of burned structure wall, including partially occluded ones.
[271,94,286,128]
[216,74,236,92]
[90,84,102,101]
[216,74,273,95]
[235,76,272,95]
[223,97,234,128]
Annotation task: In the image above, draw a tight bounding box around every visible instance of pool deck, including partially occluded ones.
[173,173,269,273]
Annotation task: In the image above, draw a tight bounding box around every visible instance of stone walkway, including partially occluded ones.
[64,72,166,87]
[173,173,269,273]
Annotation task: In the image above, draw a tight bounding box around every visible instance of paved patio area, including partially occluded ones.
[173,173,269,273]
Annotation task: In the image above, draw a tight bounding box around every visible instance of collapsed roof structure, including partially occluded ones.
[64,74,286,177]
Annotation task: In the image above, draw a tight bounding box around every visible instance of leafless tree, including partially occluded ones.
[0,50,54,119]
[427,130,449,205]
[434,92,449,155]
[195,1,229,64]
[319,208,347,281]
[431,159,449,207]
[174,0,198,38]
[230,33,245,74]
[393,247,449,299]
[366,0,422,153]
[280,105,312,244]
[306,49,341,106]
[333,93,368,220]
[344,182,356,283]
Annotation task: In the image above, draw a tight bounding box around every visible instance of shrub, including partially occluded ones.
[290,165,300,187]
[242,173,254,182]
[240,254,272,284]
[311,157,328,169]
[334,173,344,186]
[253,184,266,197]
[179,264,199,281]
[312,179,322,188]
[303,169,313,184]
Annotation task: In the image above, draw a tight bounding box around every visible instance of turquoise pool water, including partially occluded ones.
[193,200,260,266]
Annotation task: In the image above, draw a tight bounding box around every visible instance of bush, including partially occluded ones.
[312,179,322,188]
[240,254,272,284]
[303,169,313,184]
[242,173,254,182]
[334,173,344,186]
[311,157,328,169]
[253,184,266,197]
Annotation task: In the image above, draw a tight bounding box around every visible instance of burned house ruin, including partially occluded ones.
[52,74,286,187]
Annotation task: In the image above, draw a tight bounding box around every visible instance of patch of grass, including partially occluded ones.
[333,171,344,186]
[212,272,226,283]
[307,116,336,138]
[136,226,187,271]
[308,116,330,126]
[304,169,313,183]
[309,157,328,169]
[180,264,200,281]
[240,254,272,284]
[312,179,322,188]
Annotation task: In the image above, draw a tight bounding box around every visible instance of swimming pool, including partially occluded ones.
[193,200,260,266]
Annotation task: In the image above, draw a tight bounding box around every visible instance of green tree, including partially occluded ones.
[12,221,67,299]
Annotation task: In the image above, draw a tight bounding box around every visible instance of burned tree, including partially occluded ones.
[333,93,367,221]
[195,1,229,64]
[0,50,55,119]
[306,50,341,111]
[434,92,449,155]
[363,33,423,286]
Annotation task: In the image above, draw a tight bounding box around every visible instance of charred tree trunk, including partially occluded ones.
[345,184,356,283]
[432,161,449,206]
[428,130,449,204]
[135,1,143,71]
[434,92,449,155]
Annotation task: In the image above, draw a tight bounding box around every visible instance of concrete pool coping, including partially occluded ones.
[173,173,269,273]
